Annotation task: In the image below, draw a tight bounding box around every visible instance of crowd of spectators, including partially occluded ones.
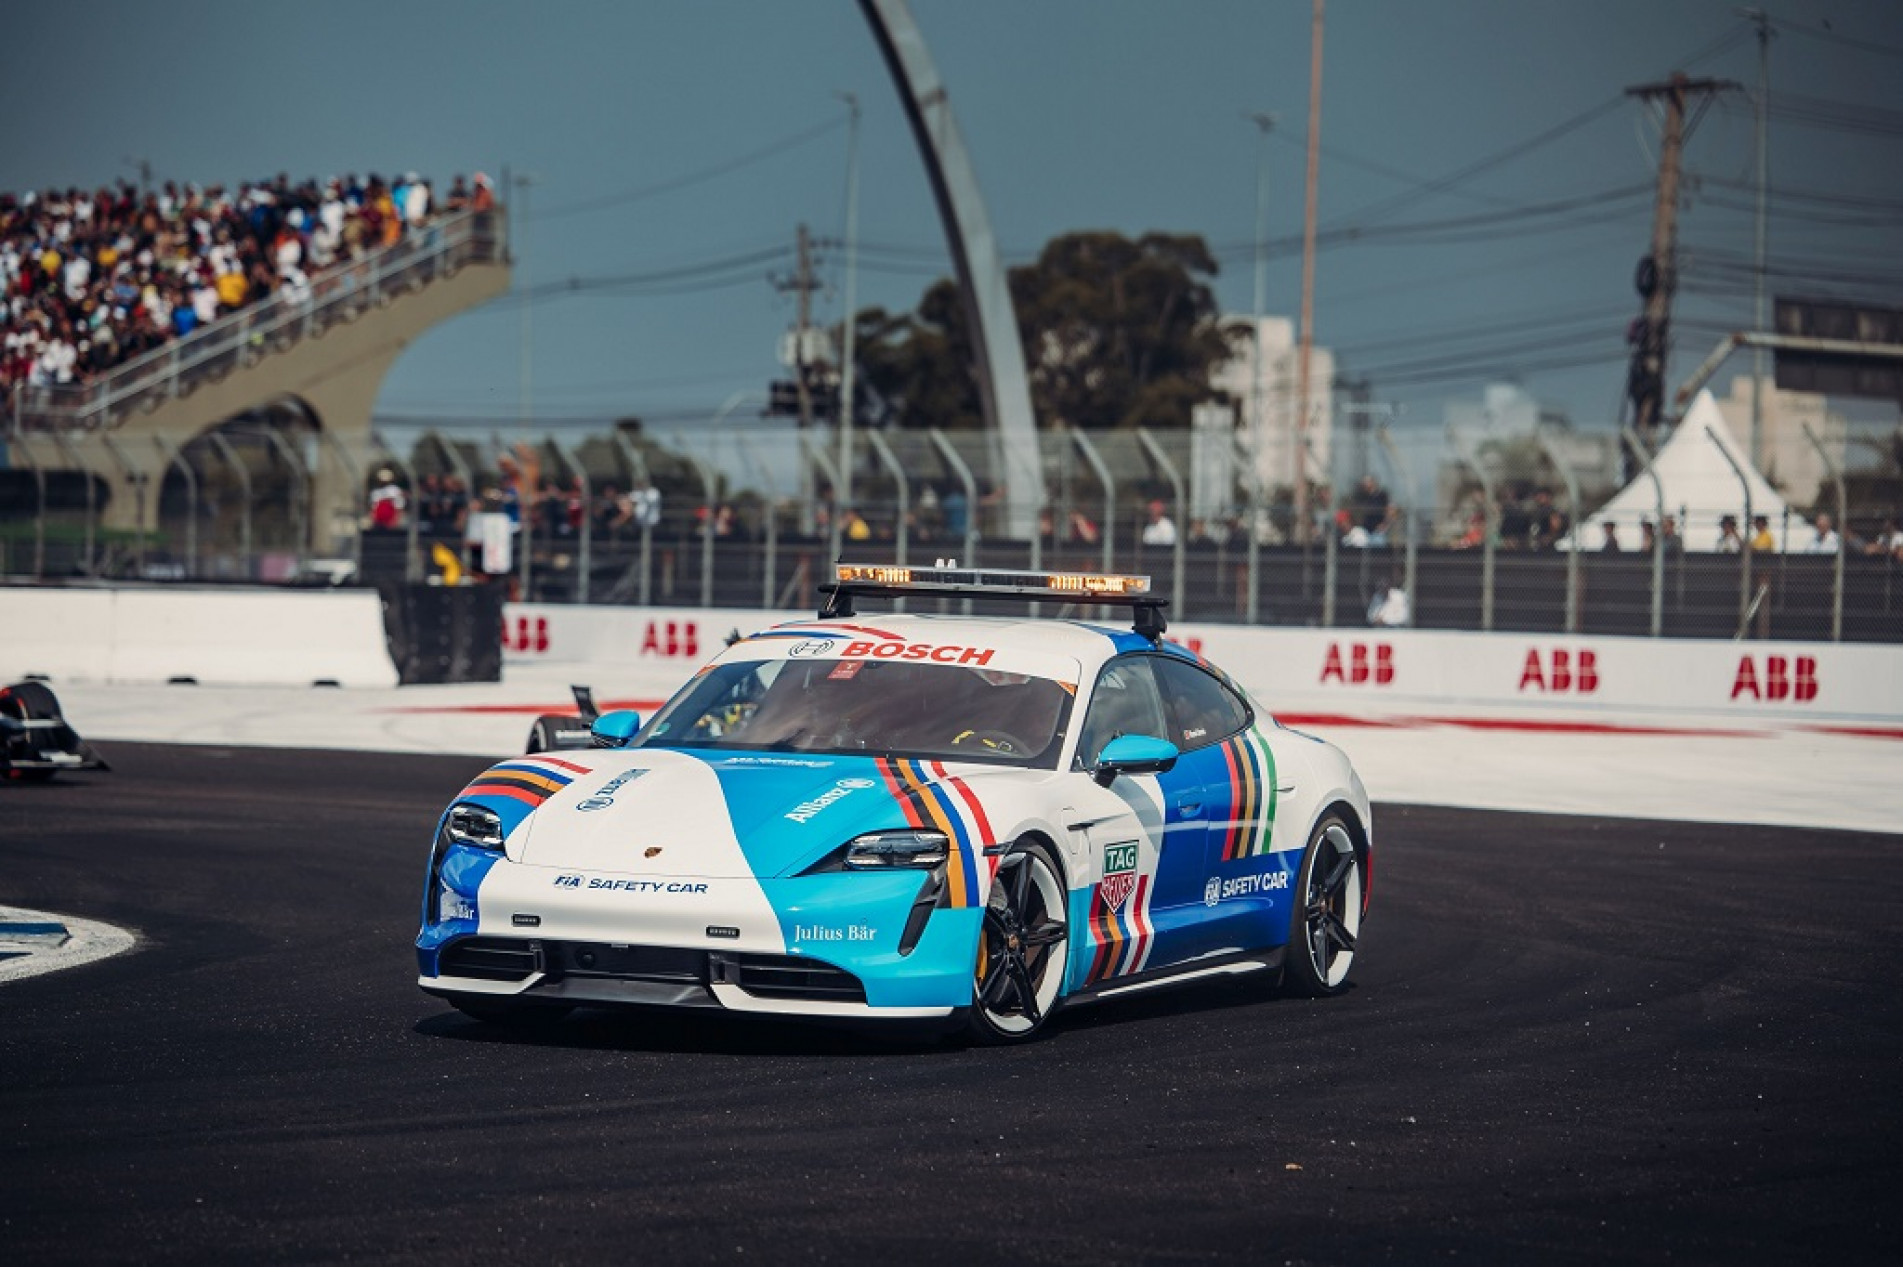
[2,170,494,391]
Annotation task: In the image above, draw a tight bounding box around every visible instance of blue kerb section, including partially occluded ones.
[0,922,69,939]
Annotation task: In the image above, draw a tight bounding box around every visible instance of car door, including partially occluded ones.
[1151,656,1300,955]
[1070,654,1215,983]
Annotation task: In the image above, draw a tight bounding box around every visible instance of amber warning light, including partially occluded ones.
[833,563,1150,596]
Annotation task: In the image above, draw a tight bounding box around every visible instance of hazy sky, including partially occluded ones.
[10,0,1901,451]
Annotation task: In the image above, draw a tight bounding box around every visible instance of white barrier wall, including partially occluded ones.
[1,587,399,687]
[504,602,1903,726]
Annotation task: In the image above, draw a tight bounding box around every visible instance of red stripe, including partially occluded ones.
[464,782,547,807]
[531,756,591,774]
[1128,874,1152,972]
[934,764,998,850]
[1218,738,1245,862]
[1275,712,1757,738]
[878,759,926,829]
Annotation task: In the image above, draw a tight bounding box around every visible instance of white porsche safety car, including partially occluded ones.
[416,566,1373,1042]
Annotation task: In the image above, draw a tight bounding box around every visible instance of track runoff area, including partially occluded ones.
[4,568,1899,1263]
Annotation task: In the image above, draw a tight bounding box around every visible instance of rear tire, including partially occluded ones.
[525,714,566,753]
[1284,814,1365,998]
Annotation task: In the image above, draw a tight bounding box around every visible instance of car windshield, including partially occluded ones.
[634,657,1076,768]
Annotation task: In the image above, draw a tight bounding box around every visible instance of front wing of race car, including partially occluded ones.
[416,842,981,1019]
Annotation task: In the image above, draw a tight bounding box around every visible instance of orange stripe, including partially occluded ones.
[482,769,566,793]
[1234,737,1262,860]
[899,761,967,907]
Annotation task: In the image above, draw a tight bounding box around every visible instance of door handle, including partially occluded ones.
[1277,784,1296,795]
[1174,799,1203,816]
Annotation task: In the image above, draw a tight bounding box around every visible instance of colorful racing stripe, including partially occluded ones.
[459,757,583,809]
[876,758,989,908]
[1217,730,1279,861]
[1085,872,1152,985]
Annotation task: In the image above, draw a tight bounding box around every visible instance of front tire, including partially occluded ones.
[1284,814,1365,997]
[968,841,1069,1044]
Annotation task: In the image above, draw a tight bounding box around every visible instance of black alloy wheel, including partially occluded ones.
[969,841,1069,1043]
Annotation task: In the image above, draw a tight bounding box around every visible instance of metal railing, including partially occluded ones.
[9,207,505,434]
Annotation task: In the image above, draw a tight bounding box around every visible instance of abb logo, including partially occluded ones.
[1319,642,1394,686]
[1730,654,1818,702]
[504,615,549,654]
[642,621,700,658]
[1517,648,1599,694]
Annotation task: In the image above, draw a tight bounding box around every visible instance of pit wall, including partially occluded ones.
[502,602,1903,728]
[1,587,399,687]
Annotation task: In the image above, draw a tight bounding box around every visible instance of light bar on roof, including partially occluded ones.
[834,563,1151,597]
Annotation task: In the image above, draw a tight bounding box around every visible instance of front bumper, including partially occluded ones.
[416,849,980,1019]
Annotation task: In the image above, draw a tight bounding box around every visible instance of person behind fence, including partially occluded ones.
[1141,499,1177,547]
[630,480,661,533]
[1367,573,1410,628]
[1804,513,1841,555]
[369,468,405,531]
[1601,521,1622,552]
[1867,517,1903,561]
[1749,514,1774,551]
[1717,514,1743,553]
[1351,475,1390,546]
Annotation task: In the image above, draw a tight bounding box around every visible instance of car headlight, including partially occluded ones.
[445,804,504,849]
[844,829,949,870]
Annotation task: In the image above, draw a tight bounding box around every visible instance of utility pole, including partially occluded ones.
[1744,8,1774,471]
[1294,0,1325,544]
[773,224,825,533]
[1623,72,1734,458]
[1247,112,1276,497]
[837,92,862,524]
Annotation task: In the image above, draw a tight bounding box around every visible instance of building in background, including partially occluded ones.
[1712,373,1845,511]
[1211,315,1335,495]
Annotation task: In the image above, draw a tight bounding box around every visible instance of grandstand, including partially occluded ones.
[1,174,509,576]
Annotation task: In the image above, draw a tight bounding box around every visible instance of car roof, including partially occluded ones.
[764,612,1181,665]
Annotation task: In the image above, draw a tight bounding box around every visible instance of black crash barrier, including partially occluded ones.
[378,583,504,684]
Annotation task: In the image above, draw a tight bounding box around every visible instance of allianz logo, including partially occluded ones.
[784,777,877,824]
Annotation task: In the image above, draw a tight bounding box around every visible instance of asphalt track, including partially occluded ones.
[2,743,1898,1265]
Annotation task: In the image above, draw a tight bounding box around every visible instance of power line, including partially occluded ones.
[536,115,846,222]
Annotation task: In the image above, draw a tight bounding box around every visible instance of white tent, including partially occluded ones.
[1566,390,1803,553]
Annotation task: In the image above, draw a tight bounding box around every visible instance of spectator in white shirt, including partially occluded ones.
[1140,499,1178,547]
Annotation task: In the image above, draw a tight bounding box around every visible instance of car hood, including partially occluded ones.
[512,750,969,879]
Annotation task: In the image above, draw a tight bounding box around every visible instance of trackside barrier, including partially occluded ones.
[0,587,399,687]
[503,602,1903,727]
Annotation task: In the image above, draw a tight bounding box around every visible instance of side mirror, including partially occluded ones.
[590,710,641,749]
[1092,734,1180,786]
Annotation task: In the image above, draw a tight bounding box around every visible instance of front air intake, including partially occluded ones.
[440,937,540,981]
[734,954,867,1003]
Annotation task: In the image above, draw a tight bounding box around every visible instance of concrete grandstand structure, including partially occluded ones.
[4,206,509,572]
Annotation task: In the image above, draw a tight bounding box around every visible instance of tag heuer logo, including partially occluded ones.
[1100,842,1138,913]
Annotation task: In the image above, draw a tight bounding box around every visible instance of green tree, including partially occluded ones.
[851,230,1239,431]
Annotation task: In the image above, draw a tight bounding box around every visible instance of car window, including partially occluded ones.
[634,657,1074,768]
[1153,656,1251,751]
[1076,657,1170,767]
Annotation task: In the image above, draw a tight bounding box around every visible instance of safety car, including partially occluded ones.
[417,565,1373,1041]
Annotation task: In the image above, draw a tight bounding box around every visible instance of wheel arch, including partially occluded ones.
[1316,798,1373,912]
